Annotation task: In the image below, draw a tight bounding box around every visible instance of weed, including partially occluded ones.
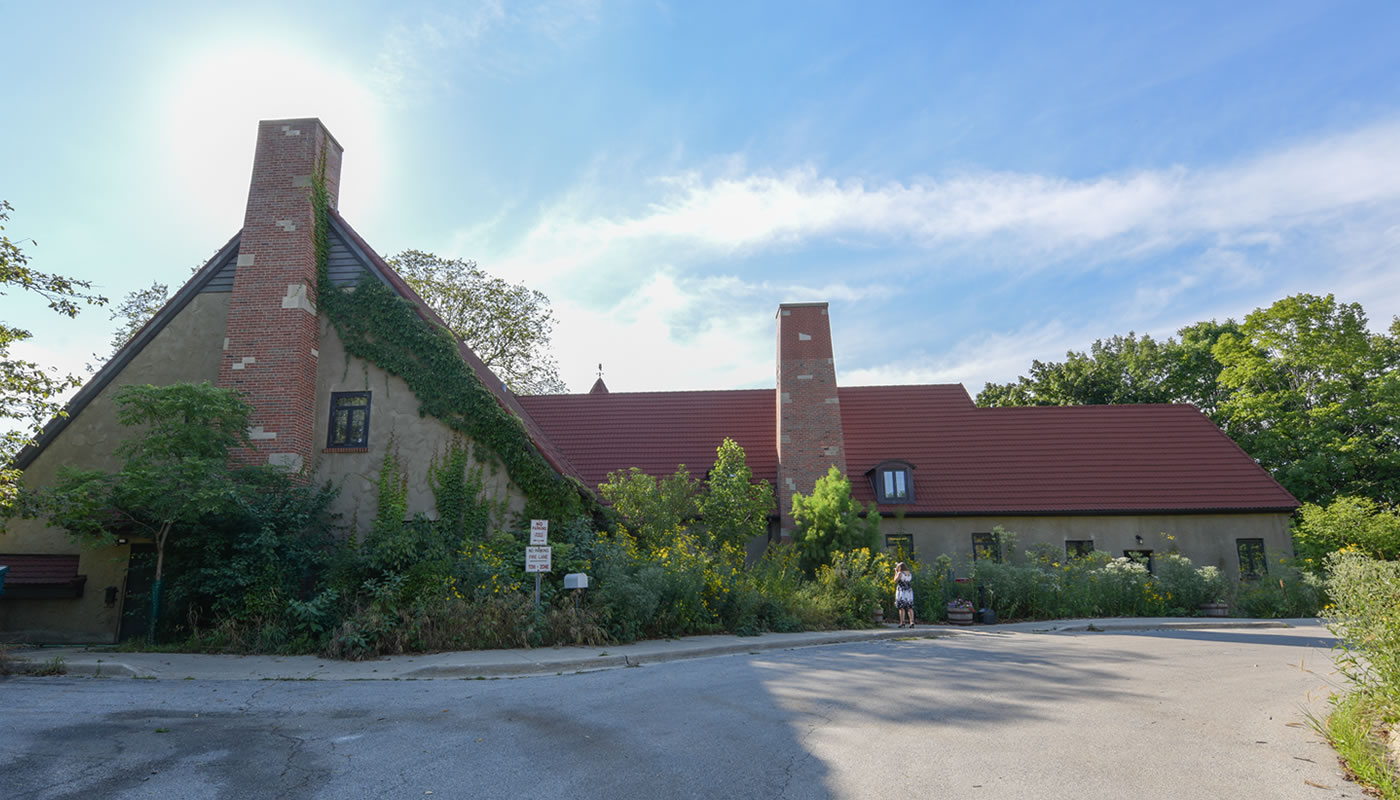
[29,655,66,676]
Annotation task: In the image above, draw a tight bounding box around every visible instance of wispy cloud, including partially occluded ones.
[494,119,1400,283]
[370,0,599,104]
[493,119,1400,393]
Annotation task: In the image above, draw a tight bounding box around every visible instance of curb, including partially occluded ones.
[2,619,1307,680]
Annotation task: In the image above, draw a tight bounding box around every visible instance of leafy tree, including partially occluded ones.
[698,437,774,551]
[1214,294,1400,505]
[1293,496,1400,567]
[790,465,882,573]
[1,200,106,508]
[34,382,263,640]
[599,465,700,551]
[388,249,567,395]
[105,280,169,357]
[977,325,1239,413]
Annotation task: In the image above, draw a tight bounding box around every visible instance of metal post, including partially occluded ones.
[534,573,541,608]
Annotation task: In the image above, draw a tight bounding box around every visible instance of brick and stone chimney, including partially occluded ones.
[775,302,847,539]
[219,118,344,473]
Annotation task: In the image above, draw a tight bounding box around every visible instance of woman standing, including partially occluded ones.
[893,561,915,628]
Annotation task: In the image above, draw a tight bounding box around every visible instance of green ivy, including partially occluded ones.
[309,155,589,524]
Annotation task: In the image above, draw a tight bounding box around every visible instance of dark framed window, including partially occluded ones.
[327,391,371,448]
[885,534,914,561]
[1066,540,1094,559]
[868,461,915,504]
[973,532,1001,563]
[1124,549,1154,573]
[1237,538,1267,580]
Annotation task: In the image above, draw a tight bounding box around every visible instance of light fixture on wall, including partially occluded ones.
[1135,535,1144,545]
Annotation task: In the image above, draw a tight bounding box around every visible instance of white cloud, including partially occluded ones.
[493,119,1400,394]
[493,119,1400,286]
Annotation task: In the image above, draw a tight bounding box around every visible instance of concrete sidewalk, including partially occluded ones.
[3,617,1302,681]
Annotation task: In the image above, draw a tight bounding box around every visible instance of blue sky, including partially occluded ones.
[3,0,1399,399]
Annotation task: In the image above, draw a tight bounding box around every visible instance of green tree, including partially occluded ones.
[388,250,567,395]
[34,382,262,640]
[1293,496,1400,567]
[105,280,169,357]
[1,200,106,509]
[599,465,701,551]
[1214,294,1400,505]
[790,466,882,573]
[698,438,774,551]
[977,325,1238,413]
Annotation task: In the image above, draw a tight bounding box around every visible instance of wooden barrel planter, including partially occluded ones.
[947,605,974,625]
[1200,602,1229,617]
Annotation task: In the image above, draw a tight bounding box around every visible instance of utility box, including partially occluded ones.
[564,573,589,590]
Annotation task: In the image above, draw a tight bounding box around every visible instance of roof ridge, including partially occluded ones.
[329,211,585,483]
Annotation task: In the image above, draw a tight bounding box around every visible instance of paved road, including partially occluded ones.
[1,622,1359,799]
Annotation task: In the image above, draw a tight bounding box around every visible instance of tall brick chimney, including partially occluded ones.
[775,302,847,539]
[219,118,344,472]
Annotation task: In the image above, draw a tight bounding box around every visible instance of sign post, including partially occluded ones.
[526,520,550,607]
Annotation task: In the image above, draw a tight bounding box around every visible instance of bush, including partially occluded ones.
[1325,550,1400,699]
[1295,496,1400,570]
[1236,561,1324,618]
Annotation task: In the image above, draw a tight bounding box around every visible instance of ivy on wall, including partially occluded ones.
[310,156,590,525]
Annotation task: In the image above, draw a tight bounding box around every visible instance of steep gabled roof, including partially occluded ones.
[517,389,777,490]
[329,211,582,482]
[16,214,582,485]
[519,382,1299,515]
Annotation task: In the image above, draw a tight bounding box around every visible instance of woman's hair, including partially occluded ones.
[896,561,906,570]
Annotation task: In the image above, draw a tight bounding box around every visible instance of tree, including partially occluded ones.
[698,438,774,551]
[1,200,106,509]
[599,464,701,551]
[1213,294,1400,505]
[600,440,774,553]
[105,280,169,358]
[388,250,567,395]
[34,382,262,640]
[790,465,882,574]
[977,326,1238,413]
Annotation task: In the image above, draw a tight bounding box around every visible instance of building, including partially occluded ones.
[0,118,1298,643]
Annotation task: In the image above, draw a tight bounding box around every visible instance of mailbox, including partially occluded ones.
[564,573,589,590]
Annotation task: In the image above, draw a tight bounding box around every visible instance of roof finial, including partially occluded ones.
[597,362,604,380]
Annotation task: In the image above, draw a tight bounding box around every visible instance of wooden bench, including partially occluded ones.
[0,554,87,599]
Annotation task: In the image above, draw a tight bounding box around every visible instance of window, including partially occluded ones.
[868,461,915,504]
[973,532,1001,563]
[327,391,371,448]
[1237,538,1267,580]
[1065,540,1094,559]
[885,534,914,561]
[1124,549,1154,573]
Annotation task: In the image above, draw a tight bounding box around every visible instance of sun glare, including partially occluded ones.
[160,40,387,228]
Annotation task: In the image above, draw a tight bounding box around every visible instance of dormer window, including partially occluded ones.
[867,460,915,504]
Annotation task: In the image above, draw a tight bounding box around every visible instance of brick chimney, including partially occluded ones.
[219,118,344,472]
[775,302,847,539]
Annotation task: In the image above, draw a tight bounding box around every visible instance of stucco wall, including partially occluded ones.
[879,512,1295,580]
[1,293,231,644]
[311,316,528,534]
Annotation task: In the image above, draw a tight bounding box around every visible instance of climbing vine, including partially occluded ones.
[310,154,589,524]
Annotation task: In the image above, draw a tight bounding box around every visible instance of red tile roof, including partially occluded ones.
[521,383,1299,515]
[838,385,1298,514]
[517,389,777,490]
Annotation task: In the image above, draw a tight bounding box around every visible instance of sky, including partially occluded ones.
[3,0,1399,402]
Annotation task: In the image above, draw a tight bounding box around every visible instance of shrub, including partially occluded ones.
[1295,496,1400,570]
[1325,550,1400,700]
[1236,561,1324,618]
[808,548,891,628]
